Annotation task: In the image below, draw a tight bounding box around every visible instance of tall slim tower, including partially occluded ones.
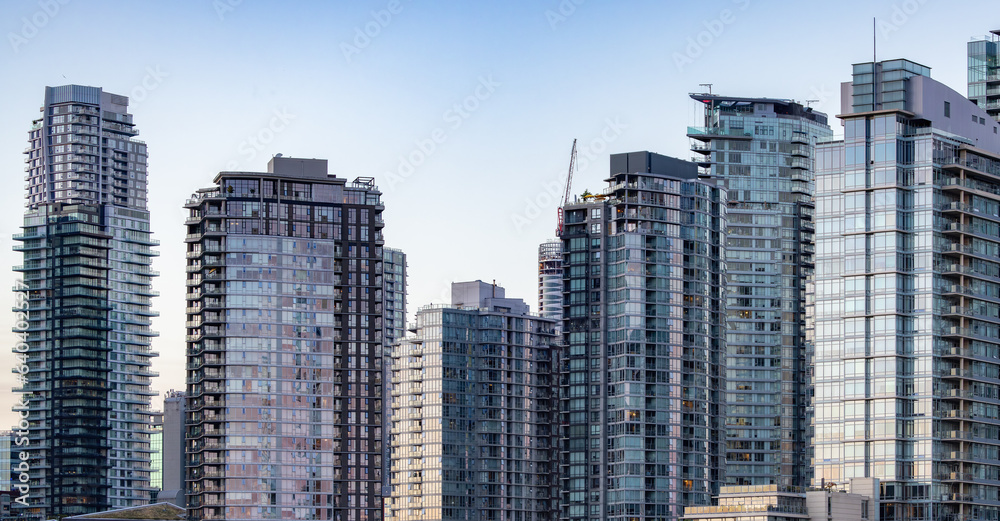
[813,59,1000,520]
[13,85,158,519]
[184,156,386,521]
[558,152,727,521]
[380,247,406,509]
[968,30,1000,123]
[382,249,407,347]
[688,94,832,487]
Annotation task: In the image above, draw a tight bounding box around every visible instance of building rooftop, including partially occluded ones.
[689,93,828,125]
[212,156,346,184]
[267,155,329,179]
[64,503,185,521]
[44,84,130,111]
[609,151,698,179]
[451,280,531,315]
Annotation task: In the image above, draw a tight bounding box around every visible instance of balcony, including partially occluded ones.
[940,409,971,419]
[790,145,810,157]
[789,157,811,170]
[691,142,714,154]
[686,126,752,141]
[790,132,810,145]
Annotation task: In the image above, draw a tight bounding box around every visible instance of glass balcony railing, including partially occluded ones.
[687,126,752,139]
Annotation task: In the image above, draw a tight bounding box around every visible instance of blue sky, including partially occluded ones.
[0,0,991,422]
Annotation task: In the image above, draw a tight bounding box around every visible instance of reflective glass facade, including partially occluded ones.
[383,249,407,346]
[386,285,558,521]
[184,158,386,521]
[382,248,407,507]
[13,86,158,520]
[558,152,726,521]
[850,60,930,114]
[151,411,163,492]
[688,96,832,487]
[968,31,1000,122]
[538,240,563,325]
[814,62,1000,521]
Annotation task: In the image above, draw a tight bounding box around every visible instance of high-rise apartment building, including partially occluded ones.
[813,59,1000,521]
[558,152,727,521]
[688,95,832,487]
[538,240,563,325]
[380,248,407,506]
[968,30,1000,123]
[382,249,407,346]
[386,281,558,521]
[184,156,386,521]
[13,85,158,519]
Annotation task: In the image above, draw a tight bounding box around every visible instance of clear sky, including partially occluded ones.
[0,0,992,425]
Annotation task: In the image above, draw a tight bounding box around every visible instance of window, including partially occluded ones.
[943,101,950,117]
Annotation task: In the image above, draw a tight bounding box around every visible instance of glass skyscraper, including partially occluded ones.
[381,247,407,510]
[184,156,386,521]
[386,281,558,521]
[813,59,1000,521]
[383,249,407,347]
[968,30,1000,123]
[687,95,832,487]
[13,85,158,519]
[558,152,727,521]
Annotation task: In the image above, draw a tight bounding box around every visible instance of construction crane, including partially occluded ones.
[556,139,578,236]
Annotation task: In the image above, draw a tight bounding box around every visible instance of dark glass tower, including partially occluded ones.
[558,152,727,521]
[184,157,386,521]
[12,85,158,519]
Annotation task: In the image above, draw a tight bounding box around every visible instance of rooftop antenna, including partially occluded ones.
[699,83,713,95]
[805,99,819,108]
